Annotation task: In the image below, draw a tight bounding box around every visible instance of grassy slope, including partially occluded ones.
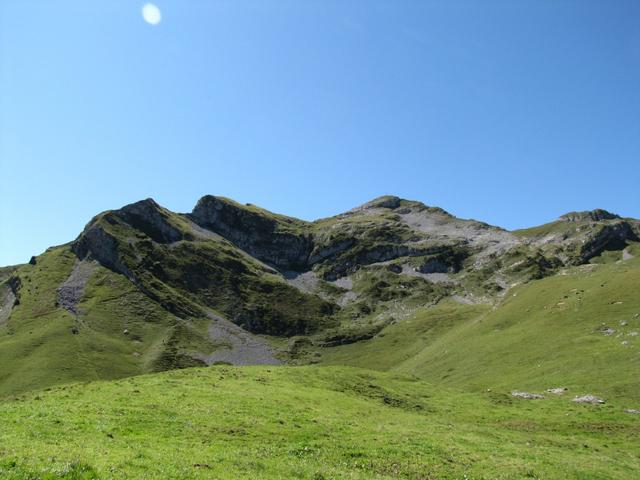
[0,365,638,480]
[511,220,572,238]
[322,302,489,370]
[0,247,208,397]
[0,248,87,395]
[323,255,640,403]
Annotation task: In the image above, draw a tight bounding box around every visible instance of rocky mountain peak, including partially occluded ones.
[358,195,403,210]
[559,209,620,223]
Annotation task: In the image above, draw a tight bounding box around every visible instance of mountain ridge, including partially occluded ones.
[0,194,638,396]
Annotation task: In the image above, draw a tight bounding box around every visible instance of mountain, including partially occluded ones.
[0,195,639,396]
[2,195,640,479]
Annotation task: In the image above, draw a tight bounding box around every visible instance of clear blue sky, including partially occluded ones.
[1,1,639,266]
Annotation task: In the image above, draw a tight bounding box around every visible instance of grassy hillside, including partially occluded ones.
[321,302,489,370]
[0,247,209,396]
[0,365,638,479]
[323,254,640,403]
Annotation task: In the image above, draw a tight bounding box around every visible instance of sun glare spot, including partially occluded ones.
[142,3,162,25]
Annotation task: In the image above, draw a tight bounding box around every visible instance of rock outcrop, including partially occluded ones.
[191,196,313,270]
[117,198,185,243]
[560,209,620,222]
[72,223,134,280]
[575,222,639,263]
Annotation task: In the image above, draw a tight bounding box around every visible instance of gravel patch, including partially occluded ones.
[338,291,358,306]
[56,261,97,316]
[398,210,520,264]
[182,217,224,241]
[0,284,16,324]
[196,313,281,366]
[400,264,456,284]
[284,270,319,295]
[332,277,353,290]
[329,276,358,306]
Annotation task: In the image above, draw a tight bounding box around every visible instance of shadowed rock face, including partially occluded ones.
[190,195,313,271]
[72,223,133,279]
[71,199,183,278]
[575,222,639,263]
[116,199,184,244]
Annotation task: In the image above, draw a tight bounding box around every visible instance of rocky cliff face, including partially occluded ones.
[73,222,134,280]
[190,196,313,270]
[576,222,638,263]
[521,209,640,265]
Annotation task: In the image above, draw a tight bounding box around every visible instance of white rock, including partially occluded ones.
[511,391,544,400]
[546,387,568,395]
[572,395,605,404]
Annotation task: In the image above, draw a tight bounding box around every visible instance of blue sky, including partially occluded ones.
[1,1,639,266]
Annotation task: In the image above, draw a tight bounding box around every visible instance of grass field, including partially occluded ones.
[0,365,638,479]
